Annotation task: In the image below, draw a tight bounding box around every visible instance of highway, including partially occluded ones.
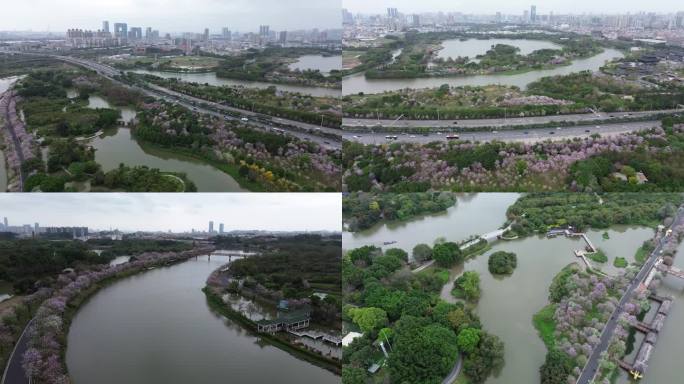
[37,54,342,150]
[343,120,660,144]
[343,109,681,129]
[576,206,684,384]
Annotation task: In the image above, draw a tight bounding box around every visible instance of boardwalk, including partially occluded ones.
[576,207,684,384]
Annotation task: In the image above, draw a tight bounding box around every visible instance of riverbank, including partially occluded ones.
[202,288,341,375]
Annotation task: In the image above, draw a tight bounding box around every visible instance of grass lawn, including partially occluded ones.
[533,304,557,350]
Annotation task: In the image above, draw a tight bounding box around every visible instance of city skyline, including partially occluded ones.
[343,0,683,15]
[0,193,341,232]
[1,0,341,33]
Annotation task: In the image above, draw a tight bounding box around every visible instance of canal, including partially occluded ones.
[82,95,246,192]
[343,193,656,383]
[65,253,338,384]
[129,69,340,98]
[342,39,624,95]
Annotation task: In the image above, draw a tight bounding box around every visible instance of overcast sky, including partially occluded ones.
[0,193,341,232]
[2,0,341,33]
[344,0,682,15]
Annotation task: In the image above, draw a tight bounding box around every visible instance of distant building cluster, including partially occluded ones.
[0,216,88,239]
[343,6,684,47]
[63,19,342,52]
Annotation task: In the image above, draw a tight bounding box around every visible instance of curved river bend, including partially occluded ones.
[342,43,624,95]
[66,254,338,384]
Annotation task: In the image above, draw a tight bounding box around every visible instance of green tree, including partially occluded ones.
[539,349,572,384]
[432,242,462,267]
[457,327,481,354]
[488,251,518,275]
[350,307,388,334]
[412,243,433,263]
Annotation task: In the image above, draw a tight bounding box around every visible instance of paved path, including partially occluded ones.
[1,318,33,384]
[442,354,463,384]
[576,206,684,384]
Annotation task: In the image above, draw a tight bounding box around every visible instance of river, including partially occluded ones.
[343,193,657,383]
[65,253,338,384]
[342,40,624,95]
[129,69,340,98]
[81,95,246,192]
[288,54,342,76]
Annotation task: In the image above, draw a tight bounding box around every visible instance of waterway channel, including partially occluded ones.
[129,69,340,98]
[65,252,338,384]
[342,193,656,383]
[436,38,562,61]
[342,39,624,95]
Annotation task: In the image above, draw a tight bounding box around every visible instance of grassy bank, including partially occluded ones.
[202,288,341,375]
[533,304,557,350]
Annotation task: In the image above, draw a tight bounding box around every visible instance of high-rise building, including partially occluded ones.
[411,14,420,27]
[219,223,224,234]
[145,27,152,39]
[34,223,39,234]
[203,28,209,42]
[530,5,537,23]
[342,8,354,25]
[3,217,7,228]
[114,23,128,40]
[259,25,270,38]
[387,8,399,18]
[279,30,287,43]
[129,27,142,40]
[102,21,110,33]
[209,221,214,233]
[222,27,232,40]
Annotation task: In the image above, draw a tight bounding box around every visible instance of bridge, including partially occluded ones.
[576,206,684,384]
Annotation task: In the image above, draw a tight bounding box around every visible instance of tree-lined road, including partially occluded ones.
[344,120,659,144]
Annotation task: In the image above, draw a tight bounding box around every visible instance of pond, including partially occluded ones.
[82,95,245,192]
[129,69,340,98]
[66,253,338,384]
[89,127,246,192]
[342,45,624,95]
[288,55,342,76]
[436,38,562,61]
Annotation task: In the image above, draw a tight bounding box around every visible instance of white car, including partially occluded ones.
[241,118,249,122]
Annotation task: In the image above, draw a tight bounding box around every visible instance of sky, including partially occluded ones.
[344,0,683,15]
[0,193,341,232]
[1,0,341,33]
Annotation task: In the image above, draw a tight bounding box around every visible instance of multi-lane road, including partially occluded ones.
[37,54,342,150]
[344,120,660,144]
[576,206,684,384]
[343,109,681,129]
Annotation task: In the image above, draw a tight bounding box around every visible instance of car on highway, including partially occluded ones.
[452,121,458,125]
[585,129,591,133]
[549,131,555,134]
[492,130,498,134]
[241,118,249,122]
[410,135,416,138]
[385,135,399,141]
[524,131,529,134]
